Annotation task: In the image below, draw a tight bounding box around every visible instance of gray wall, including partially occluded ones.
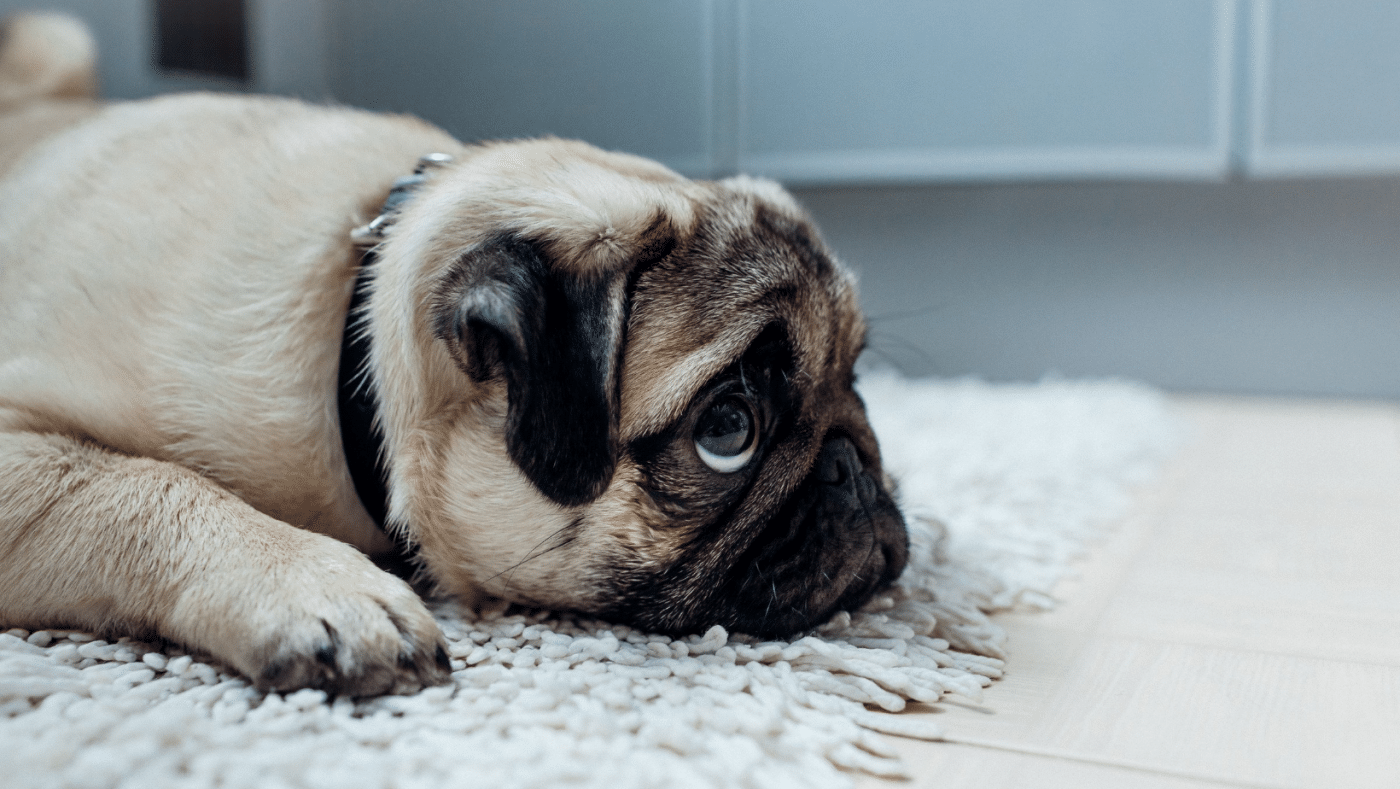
[796,178,1400,399]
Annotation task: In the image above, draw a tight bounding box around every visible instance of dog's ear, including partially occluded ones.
[434,234,620,507]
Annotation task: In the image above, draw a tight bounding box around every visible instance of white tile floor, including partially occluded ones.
[857,396,1400,789]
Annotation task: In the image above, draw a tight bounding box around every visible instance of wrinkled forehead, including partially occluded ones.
[618,188,864,442]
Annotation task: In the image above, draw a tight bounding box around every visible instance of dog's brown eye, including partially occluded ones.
[695,395,757,473]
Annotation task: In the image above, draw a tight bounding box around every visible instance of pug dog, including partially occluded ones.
[0,14,907,695]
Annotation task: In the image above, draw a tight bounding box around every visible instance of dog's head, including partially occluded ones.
[363,139,906,637]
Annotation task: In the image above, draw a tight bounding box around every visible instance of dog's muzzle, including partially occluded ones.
[721,434,909,637]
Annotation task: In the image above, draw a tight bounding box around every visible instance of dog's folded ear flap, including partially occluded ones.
[434,234,619,507]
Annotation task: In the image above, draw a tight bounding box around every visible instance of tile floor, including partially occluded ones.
[857,396,1400,789]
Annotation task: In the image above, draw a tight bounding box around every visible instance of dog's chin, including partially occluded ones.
[603,435,909,639]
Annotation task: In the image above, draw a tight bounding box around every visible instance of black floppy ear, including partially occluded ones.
[434,234,620,507]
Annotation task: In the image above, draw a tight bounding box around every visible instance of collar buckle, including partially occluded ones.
[350,152,455,247]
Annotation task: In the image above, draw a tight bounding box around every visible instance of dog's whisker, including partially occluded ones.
[483,520,580,592]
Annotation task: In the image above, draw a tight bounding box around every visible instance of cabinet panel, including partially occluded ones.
[1248,0,1400,177]
[331,0,713,176]
[739,0,1236,184]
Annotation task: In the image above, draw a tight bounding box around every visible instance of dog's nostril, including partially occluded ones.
[816,452,845,485]
[816,436,861,488]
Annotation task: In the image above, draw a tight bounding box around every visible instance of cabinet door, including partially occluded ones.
[1247,0,1400,177]
[738,0,1237,184]
[331,0,714,177]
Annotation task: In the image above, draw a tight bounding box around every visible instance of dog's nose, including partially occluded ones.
[815,436,877,508]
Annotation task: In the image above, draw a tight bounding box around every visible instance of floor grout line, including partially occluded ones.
[938,734,1286,789]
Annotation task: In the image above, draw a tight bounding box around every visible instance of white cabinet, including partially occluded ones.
[325,0,1400,185]
[1246,0,1400,177]
[330,0,1241,184]
[738,0,1237,184]
[23,0,1400,184]
[331,0,715,177]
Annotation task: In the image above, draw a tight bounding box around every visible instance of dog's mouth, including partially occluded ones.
[601,434,908,638]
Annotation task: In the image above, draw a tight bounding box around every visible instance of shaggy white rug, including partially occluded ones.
[0,374,1174,788]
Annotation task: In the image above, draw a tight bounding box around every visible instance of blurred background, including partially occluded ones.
[5,0,1400,399]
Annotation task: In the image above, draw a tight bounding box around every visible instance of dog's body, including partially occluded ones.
[0,15,906,695]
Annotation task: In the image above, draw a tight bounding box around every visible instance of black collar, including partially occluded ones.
[337,253,390,530]
[337,153,455,549]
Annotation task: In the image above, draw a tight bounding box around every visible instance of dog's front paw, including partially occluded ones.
[174,534,451,696]
[252,572,451,697]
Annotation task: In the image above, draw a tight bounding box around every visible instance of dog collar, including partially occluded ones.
[338,153,455,539]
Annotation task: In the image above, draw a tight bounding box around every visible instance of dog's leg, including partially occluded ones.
[0,428,450,695]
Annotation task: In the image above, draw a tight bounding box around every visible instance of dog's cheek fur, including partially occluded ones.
[575,457,693,571]
[413,432,685,612]
[404,396,581,608]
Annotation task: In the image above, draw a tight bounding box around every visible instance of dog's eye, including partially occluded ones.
[694,395,757,473]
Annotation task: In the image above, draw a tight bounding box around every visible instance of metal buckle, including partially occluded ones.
[350,152,456,247]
